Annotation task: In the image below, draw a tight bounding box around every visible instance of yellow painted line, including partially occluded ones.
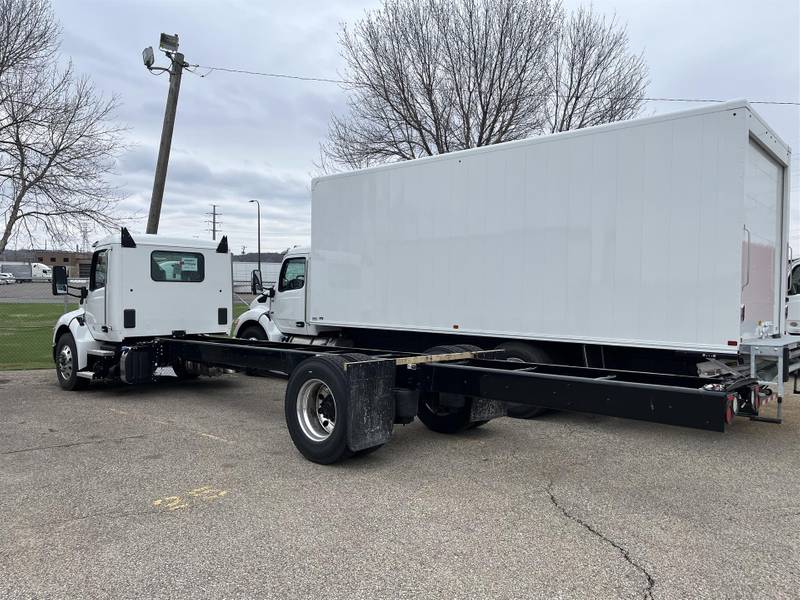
[199,432,231,443]
[153,485,230,511]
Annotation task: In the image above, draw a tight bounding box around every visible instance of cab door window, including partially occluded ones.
[89,250,108,291]
[279,258,306,291]
[790,264,800,296]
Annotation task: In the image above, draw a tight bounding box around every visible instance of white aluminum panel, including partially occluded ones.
[309,102,789,353]
[741,138,784,336]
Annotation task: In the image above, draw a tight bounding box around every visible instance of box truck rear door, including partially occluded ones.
[741,138,784,338]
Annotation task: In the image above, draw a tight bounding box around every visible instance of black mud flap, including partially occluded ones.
[345,359,395,452]
[470,398,506,421]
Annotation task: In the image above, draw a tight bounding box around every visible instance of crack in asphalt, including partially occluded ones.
[1,434,147,455]
[546,482,655,600]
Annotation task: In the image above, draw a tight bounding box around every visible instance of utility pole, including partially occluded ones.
[206,204,221,240]
[142,34,187,234]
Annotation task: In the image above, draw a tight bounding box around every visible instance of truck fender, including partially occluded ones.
[52,310,101,371]
[232,306,284,342]
[259,314,284,342]
[232,307,269,337]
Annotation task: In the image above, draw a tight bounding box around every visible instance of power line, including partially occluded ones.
[189,63,800,106]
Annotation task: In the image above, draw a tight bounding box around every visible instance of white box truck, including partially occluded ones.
[235,100,798,417]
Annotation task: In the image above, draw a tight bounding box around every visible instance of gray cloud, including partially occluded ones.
[39,0,800,254]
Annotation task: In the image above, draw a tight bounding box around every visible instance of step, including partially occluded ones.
[76,371,95,379]
[88,349,115,357]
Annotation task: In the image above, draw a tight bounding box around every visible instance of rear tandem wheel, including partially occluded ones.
[416,345,490,434]
[284,353,383,464]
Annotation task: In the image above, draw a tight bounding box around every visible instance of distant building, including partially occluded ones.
[0,249,92,277]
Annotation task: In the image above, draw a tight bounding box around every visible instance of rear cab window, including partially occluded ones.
[151,251,205,282]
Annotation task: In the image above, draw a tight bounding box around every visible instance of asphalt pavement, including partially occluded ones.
[1,370,798,599]
[0,282,62,303]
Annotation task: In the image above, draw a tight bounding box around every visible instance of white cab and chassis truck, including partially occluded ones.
[54,101,797,464]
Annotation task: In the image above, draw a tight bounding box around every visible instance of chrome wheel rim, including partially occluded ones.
[58,345,74,380]
[296,379,336,442]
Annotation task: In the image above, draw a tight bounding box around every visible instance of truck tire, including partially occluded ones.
[238,324,266,341]
[496,341,551,419]
[417,345,476,434]
[447,345,493,428]
[237,324,268,376]
[284,353,376,464]
[55,333,89,391]
[172,358,199,380]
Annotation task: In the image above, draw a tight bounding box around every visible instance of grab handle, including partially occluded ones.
[742,225,751,290]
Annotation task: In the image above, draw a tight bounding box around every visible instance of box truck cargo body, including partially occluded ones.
[308,101,791,356]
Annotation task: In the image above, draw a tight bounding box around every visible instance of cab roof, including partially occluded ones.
[94,230,225,251]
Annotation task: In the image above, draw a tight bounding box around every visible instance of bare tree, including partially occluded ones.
[544,6,648,133]
[0,0,123,253]
[321,0,648,171]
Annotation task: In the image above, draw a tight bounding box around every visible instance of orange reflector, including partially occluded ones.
[727,340,738,346]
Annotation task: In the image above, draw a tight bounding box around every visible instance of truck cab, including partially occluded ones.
[234,247,326,343]
[787,259,800,334]
[52,229,232,389]
[32,263,52,281]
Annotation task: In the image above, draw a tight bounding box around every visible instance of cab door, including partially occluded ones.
[85,249,109,338]
[787,260,800,334]
[271,256,308,335]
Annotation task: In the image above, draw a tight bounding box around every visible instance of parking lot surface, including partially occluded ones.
[1,369,799,599]
[0,282,61,303]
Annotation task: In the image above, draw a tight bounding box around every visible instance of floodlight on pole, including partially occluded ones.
[142,46,155,69]
[159,33,180,53]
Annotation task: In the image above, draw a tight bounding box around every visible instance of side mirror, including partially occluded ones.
[51,266,68,296]
[251,269,263,295]
[267,287,275,298]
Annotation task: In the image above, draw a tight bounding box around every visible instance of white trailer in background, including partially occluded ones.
[236,100,798,419]
[0,262,51,282]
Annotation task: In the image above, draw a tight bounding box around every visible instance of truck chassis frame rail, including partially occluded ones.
[105,334,766,464]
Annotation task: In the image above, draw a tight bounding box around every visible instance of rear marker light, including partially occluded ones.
[724,394,736,425]
[727,340,738,347]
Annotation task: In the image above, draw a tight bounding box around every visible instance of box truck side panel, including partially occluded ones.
[741,137,785,336]
[310,105,769,353]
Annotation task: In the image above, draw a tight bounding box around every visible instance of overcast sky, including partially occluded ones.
[47,0,799,253]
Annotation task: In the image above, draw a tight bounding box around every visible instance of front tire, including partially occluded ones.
[238,324,267,341]
[237,324,268,376]
[55,333,89,391]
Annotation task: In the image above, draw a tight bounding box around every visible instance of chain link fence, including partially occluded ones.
[0,280,75,370]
